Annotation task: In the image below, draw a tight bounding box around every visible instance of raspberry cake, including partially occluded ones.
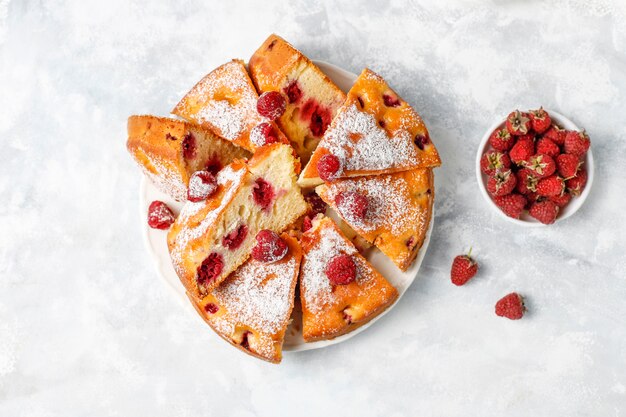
[299,216,398,341]
[172,59,289,152]
[189,233,301,363]
[248,34,347,164]
[299,68,441,187]
[127,115,249,201]
[316,168,434,271]
[167,143,308,297]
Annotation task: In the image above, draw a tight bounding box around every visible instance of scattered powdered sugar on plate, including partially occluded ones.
[211,257,297,335]
[324,104,418,172]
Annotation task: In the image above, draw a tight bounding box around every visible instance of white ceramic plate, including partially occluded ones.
[475,109,594,226]
[139,61,434,352]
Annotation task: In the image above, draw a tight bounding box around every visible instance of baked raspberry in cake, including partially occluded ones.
[248,34,347,164]
[167,143,307,296]
[299,216,398,341]
[299,68,441,187]
[189,233,300,363]
[127,115,249,201]
[172,59,290,152]
[316,168,434,271]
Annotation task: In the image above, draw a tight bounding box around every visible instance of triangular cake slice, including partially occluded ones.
[127,115,249,201]
[299,216,398,342]
[172,59,290,152]
[299,68,441,187]
[189,233,301,363]
[316,168,434,271]
[249,34,347,164]
[168,144,308,297]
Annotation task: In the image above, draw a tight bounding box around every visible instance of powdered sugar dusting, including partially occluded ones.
[324,104,418,173]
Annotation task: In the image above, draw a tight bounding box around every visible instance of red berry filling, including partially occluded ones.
[252,178,275,211]
[240,331,252,350]
[325,254,356,285]
[182,132,196,159]
[204,303,219,314]
[414,133,430,150]
[310,105,332,137]
[147,201,175,230]
[204,156,222,175]
[251,230,288,263]
[383,93,401,107]
[197,252,224,288]
[187,171,218,202]
[335,191,369,220]
[250,122,279,147]
[284,80,302,104]
[302,215,313,232]
[222,224,248,250]
[317,154,341,181]
[304,191,327,216]
[257,91,286,121]
[342,308,353,324]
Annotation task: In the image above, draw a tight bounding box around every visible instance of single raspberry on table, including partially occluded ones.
[251,230,288,263]
[528,107,552,133]
[506,110,532,136]
[556,153,581,178]
[335,191,369,220]
[529,200,559,224]
[325,254,357,285]
[494,194,527,219]
[480,150,511,176]
[487,170,517,197]
[317,154,341,182]
[187,170,218,202]
[450,249,478,286]
[495,293,526,320]
[147,201,176,229]
[524,154,555,179]
[489,128,515,151]
[257,91,286,121]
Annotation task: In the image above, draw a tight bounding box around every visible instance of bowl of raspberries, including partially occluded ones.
[476,108,593,225]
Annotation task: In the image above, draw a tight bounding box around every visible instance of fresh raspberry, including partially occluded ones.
[335,191,369,220]
[480,150,511,176]
[284,80,302,104]
[204,156,222,175]
[250,122,279,147]
[495,293,526,320]
[383,93,401,107]
[252,178,275,210]
[543,124,566,146]
[304,191,327,216]
[187,171,218,202]
[487,170,517,197]
[204,303,219,314]
[536,138,560,159]
[529,200,559,224]
[309,105,332,137]
[564,130,590,158]
[251,230,288,263]
[515,169,538,195]
[556,153,581,178]
[529,107,552,134]
[302,215,313,233]
[509,136,535,165]
[550,192,572,208]
[489,128,514,152]
[450,250,478,286]
[147,201,176,230]
[536,175,564,197]
[566,168,588,196]
[325,254,357,285]
[317,154,341,181]
[524,154,555,179]
[257,91,286,121]
[182,132,196,159]
[506,110,532,136]
[197,252,224,287]
[222,224,248,250]
[494,194,527,219]
[414,133,430,150]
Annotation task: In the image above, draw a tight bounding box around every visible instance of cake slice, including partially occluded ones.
[168,143,308,297]
[127,115,249,201]
[249,34,347,164]
[299,68,441,188]
[189,233,301,363]
[316,168,434,271]
[172,59,289,152]
[299,216,398,342]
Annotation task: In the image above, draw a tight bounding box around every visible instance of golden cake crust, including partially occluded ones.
[299,217,398,342]
[316,168,434,271]
[189,233,301,363]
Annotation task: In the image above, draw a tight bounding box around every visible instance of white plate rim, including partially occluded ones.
[138,60,435,353]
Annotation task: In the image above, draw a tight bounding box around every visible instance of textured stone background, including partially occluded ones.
[1,0,626,415]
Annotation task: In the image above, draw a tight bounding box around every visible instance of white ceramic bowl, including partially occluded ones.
[476,110,594,226]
